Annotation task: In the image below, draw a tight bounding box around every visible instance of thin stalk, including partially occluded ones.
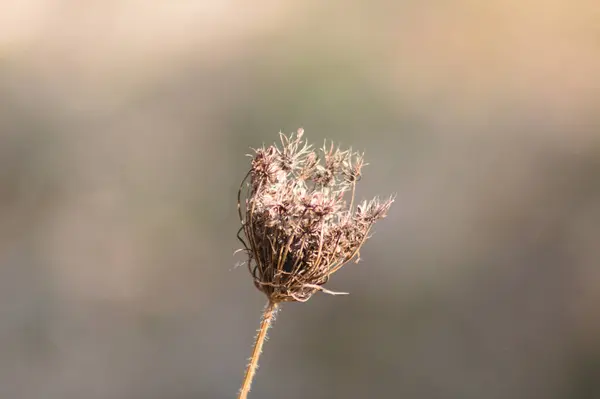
[238,301,279,399]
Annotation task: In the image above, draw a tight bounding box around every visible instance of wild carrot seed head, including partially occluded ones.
[237,129,393,303]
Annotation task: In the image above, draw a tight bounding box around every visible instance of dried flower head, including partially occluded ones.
[237,129,394,303]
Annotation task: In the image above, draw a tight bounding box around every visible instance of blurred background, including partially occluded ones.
[1,1,599,398]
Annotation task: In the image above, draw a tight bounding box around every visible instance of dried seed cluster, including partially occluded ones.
[238,129,393,303]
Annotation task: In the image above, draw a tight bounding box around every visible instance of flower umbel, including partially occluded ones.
[236,129,393,399]
[238,128,393,303]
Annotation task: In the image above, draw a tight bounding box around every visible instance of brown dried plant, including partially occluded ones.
[236,129,393,399]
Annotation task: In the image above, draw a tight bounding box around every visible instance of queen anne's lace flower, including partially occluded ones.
[238,129,394,303]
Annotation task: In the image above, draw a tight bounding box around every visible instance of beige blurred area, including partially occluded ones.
[1,1,599,398]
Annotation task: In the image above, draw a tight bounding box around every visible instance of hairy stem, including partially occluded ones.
[238,300,279,399]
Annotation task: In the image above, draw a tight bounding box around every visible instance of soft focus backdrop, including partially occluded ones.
[1,1,599,398]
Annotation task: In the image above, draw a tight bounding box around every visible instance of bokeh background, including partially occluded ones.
[1,1,599,398]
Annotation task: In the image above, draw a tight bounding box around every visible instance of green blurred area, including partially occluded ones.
[1,1,599,398]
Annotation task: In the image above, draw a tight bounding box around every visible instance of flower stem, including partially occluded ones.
[238,300,278,399]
